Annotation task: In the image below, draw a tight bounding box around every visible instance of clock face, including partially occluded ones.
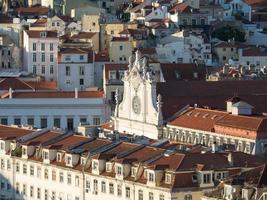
[132,96,141,114]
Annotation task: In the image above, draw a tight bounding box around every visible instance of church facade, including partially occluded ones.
[112,51,164,139]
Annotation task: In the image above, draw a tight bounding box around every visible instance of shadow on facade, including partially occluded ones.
[0,174,25,200]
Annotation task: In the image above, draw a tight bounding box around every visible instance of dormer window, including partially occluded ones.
[66,156,71,165]
[165,174,171,184]
[106,163,112,172]
[22,147,27,155]
[203,173,211,184]
[148,172,154,182]
[57,153,62,162]
[131,167,137,177]
[81,157,86,166]
[43,151,48,160]
[116,166,122,175]
[92,161,98,170]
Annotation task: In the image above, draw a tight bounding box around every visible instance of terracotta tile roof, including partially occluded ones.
[172,172,198,188]
[157,80,267,120]
[23,131,61,146]
[169,107,227,132]
[116,146,164,164]
[25,81,57,90]
[95,51,109,62]
[161,63,206,81]
[46,134,89,151]
[245,0,267,6]
[3,90,104,99]
[169,2,191,13]
[31,18,47,27]
[101,122,114,131]
[76,139,112,154]
[241,47,267,57]
[111,37,129,42]
[70,32,97,39]
[26,30,58,38]
[0,78,34,90]
[58,15,73,23]
[0,125,34,140]
[139,48,156,55]
[16,5,49,16]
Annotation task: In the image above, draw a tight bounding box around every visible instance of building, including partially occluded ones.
[57,48,94,91]
[0,90,107,131]
[109,37,133,63]
[0,125,266,200]
[23,30,59,81]
[238,47,267,68]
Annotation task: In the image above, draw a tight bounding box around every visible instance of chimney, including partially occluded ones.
[227,152,234,166]
[75,88,78,99]
[9,88,12,99]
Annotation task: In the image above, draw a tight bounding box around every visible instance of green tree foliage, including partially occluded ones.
[212,25,246,42]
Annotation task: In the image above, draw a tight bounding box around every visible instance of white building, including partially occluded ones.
[0,125,266,200]
[238,47,267,68]
[58,48,95,91]
[0,90,108,131]
[23,30,59,81]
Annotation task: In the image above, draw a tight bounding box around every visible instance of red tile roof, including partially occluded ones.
[26,30,58,38]
[0,125,34,140]
[111,37,130,42]
[95,51,110,62]
[104,63,128,80]
[3,90,104,99]
[23,131,61,146]
[17,5,49,16]
[70,32,96,39]
[0,78,34,90]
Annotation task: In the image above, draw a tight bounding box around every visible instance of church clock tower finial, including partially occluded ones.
[114,88,120,117]
[157,94,163,126]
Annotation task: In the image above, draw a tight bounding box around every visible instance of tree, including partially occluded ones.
[212,25,246,42]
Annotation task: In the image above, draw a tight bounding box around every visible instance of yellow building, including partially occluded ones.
[109,37,133,63]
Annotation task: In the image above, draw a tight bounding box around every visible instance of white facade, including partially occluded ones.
[23,31,59,81]
[227,0,251,21]
[46,16,66,36]
[112,51,163,139]
[0,91,108,131]
[58,49,95,91]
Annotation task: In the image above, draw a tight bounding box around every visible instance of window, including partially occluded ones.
[101,181,106,193]
[52,191,56,200]
[119,46,123,51]
[30,186,34,197]
[93,179,98,192]
[41,53,45,62]
[30,165,34,176]
[160,194,165,200]
[37,166,41,178]
[66,156,71,165]
[165,174,171,183]
[192,19,197,25]
[109,183,114,194]
[50,65,54,74]
[203,173,211,184]
[54,118,61,128]
[23,164,27,174]
[66,66,71,76]
[117,166,122,175]
[148,172,154,182]
[138,190,143,200]
[50,43,53,51]
[16,183,19,194]
[50,54,54,62]
[44,189,48,200]
[32,53,36,62]
[184,194,192,200]
[75,176,79,187]
[0,142,4,150]
[85,179,90,192]
[23,184,27,196]
[7,159,10,170]
[16,162,20,173]
[80,55,84,60]
[22,147,26,155]
[80,78,84,85]
[41,65,45,74]
[80,118,87,124]
[0,118,7,125]
[41,43,45,51]
[33,43,36,51]
[126,187,130,198]
[27,118,34,126]
[52,170,56,181]
[79,66,85,75]
[14,118,21,125]
[117,185,122,196]
[65,55,71,61]
[44,169,49,179]
[41,118,47,128]
[149,192,154,200]
[37,188,41,199]
[67,174,72,184]
[93,22,96,26]
[1,159,4,169]
[57,22,60,26]
[59,172,64,182]
[33,65,36,74]
[93,117,100,125]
